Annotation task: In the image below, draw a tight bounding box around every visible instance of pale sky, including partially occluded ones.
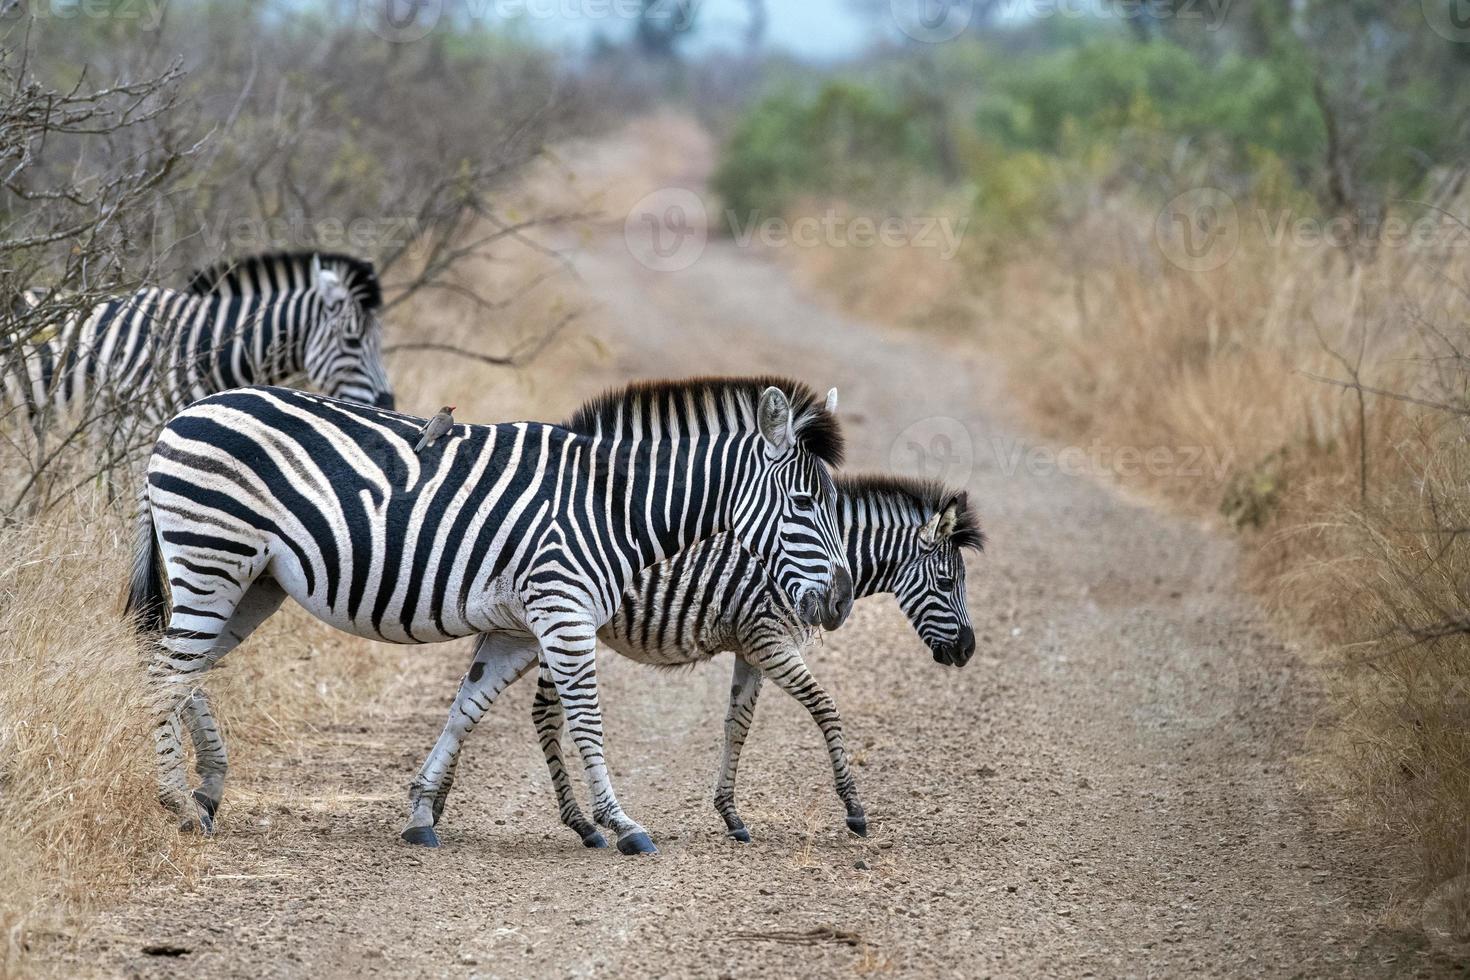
[507,0,878,61]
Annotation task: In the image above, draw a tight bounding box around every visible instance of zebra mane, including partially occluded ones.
[564,376,844,467]
[836,474,985,551]
[184,251,383,311]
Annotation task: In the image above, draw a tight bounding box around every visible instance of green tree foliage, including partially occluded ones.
[712,80,940,223]
[715,10,1470,232]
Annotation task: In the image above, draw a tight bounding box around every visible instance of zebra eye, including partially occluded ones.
[936,575,956,590]
[790,492,814,511]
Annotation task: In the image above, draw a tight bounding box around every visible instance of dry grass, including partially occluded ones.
[778,190,1470,898]
[0,497,193,974]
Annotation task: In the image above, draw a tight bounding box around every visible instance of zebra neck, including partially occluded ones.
[603,433,748,579]
[211,292,311,380]
[842,518,921,599]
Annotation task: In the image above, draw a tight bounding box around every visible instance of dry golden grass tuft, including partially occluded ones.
[778,189,1470,896]
[0,489,429,971]
[0,496,192,972]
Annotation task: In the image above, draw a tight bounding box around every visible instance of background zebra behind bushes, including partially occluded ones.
[3,250,395,445]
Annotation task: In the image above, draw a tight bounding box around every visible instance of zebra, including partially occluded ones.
[126,377,854,855]
[470,475,980,847]
[3,250,394,435]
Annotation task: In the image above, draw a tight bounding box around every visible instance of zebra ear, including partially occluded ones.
[919,509,943,545]
[310,253,324,284]
[824,388,838,414]
[758,386,795,454]
[936,495,963,540]
[921,495,965,545]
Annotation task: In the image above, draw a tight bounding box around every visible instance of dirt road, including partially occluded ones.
[43,127,1425,978]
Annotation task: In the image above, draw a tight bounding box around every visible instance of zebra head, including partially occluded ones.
[303,254,395,410]
[741,384,853,631]
[892,491,983,666]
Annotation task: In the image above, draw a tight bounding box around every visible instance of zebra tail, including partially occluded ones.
[125,490,167,635]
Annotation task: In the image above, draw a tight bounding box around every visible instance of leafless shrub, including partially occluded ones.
[0,27,203,515]
[2,8,609,515]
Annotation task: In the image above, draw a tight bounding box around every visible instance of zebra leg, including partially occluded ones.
[714,655,764,843]
[180,690,225,823]
[148,576,261,833]
[531,667,607,849]
[403,632,539,847]
[532,615,654,856]
[753,644,867,837]
[179,578,287,822]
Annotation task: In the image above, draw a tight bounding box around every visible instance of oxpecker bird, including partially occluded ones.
[414,405,456,452]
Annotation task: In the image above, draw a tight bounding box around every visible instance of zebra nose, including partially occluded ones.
[954,626,976,666]
[820,566,853,630]
[932,626,976,667]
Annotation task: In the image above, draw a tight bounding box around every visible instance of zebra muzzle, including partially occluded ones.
[819,566,854,631]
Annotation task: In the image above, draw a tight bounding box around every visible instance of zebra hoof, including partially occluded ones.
[178,813,212,836]
[582,830,609,849]
[616,831,657,855]
[192,789,219,820]
[845,815,868,838]
[401,825,440,848]
[727,827,752,843]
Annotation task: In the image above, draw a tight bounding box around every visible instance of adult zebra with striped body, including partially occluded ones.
[127,377,852,854]
[3,251,393,433]
[516,475,982,846]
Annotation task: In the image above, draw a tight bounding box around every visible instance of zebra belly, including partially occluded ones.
[261,551,527,645]
[596,623,729,667]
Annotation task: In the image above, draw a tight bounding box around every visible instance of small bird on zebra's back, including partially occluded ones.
[414,405,456,452]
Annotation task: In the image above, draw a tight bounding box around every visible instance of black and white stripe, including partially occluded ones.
[4,251,393,433]
[127,377,851,854]
[525,475,983,844]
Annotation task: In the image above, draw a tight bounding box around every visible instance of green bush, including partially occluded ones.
[711,80,939,227]
[714,25,1466,239]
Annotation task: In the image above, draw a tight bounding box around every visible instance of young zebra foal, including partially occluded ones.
[519,475,984,846]
[4,251,394,432]
[127,377,854,855]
